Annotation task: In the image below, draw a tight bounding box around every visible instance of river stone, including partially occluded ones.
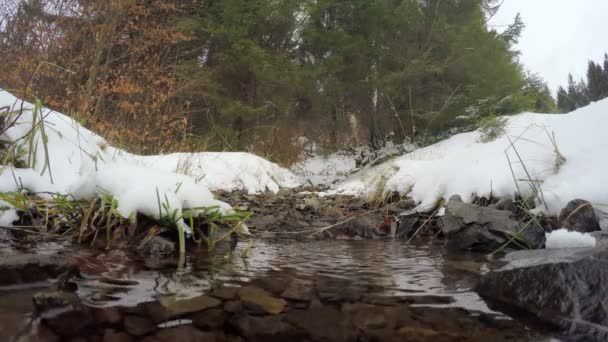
[210,286,238,300]
[192,308,226,330]
[157,295,221,318]
[284,306,357,341]
[0,253,77,286]
[230,314,296,341]
[141,326,223,342]
[342,303,387,330]
[102,329,133,342]
[34,292,93,337]
[559,199,600,233]
[442,195,544,252]
[223,300,243,313]
[238,286,287,315]
[93,307,122,325]
[124,315,156,336]
[281,279,314,301]
[477,248,608,339]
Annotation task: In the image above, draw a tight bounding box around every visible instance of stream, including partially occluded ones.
[0,239,556,341]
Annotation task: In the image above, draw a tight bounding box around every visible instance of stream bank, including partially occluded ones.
[0,189,604,341]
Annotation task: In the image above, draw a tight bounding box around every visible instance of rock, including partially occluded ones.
[559,199,600,233]
[477,248,608,339]
[342,303,387,330]
[102,329,133,342]
[238,286,287,315]
[281,279,315,301]
[0,253,78,286]
[331,216,384,239]
[124,315,156,336]
[33,324,60,342]
[34,291,93,337]
[223,300,243,313]
[395,216,419,239]
[192,308,226,330]
[157,295,222,318]
[316,276,364,302]
[442,195,544,252]
[284,307,357,341]
[93,307,122,325]
[141,326,223,342]
[138,236,175,255]
[211,286,238,300]
[230,314,297,341]
[491,198,518,213]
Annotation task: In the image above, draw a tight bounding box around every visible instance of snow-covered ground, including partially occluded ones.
[0,89,299,229]
[327,99,608,222]
[290,152,358,186]
[3,87,608,248]
[290,141,416,187]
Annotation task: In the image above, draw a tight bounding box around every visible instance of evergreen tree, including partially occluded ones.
[586,60,605,101]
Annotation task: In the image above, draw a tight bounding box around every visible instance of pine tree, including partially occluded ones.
[586,61,605,101]
[557,86,575,113]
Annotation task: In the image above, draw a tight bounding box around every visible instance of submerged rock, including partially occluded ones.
[559,199,600,233]
[0,252,77,286]
[284,306,357,341]
[442,195,544,252]
[477,248,608,340]
[33,291,93,338]
[238,286,287,315]
[230,314,297,341]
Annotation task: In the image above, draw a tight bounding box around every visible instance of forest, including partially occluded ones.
[0,0,557,163]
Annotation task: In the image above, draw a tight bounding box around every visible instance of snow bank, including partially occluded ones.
[329,99,608,217]
[545,229,597,249]
[126,152,300,194]
[0,89,299,229]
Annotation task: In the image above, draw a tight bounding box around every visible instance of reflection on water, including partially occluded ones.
[77,240,494,313]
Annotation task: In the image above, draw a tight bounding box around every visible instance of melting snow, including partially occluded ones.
[328,99,608,220]
[545,229,597,249]
[0,89,300,228]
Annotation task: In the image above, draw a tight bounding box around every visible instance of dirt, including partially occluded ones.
[217,188,425,240]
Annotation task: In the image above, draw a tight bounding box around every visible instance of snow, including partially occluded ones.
[0,89,299,230]
[290,152,358,186]
[291,141,416,187]
[545,229,597,249]
[328,99,608,219]
[125,152,300,194]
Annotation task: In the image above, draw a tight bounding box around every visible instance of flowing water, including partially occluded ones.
[0,240,554,341]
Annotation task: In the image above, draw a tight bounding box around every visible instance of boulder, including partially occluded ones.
[559,199,600,233]
[477,248,608,340]
[442,195,544,252]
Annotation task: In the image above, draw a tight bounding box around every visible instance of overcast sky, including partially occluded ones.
[490,0,608,93]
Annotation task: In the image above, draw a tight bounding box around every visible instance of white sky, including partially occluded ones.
[490,0,608,93]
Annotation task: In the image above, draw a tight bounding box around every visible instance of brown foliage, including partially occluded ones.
[0,0,196,153]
